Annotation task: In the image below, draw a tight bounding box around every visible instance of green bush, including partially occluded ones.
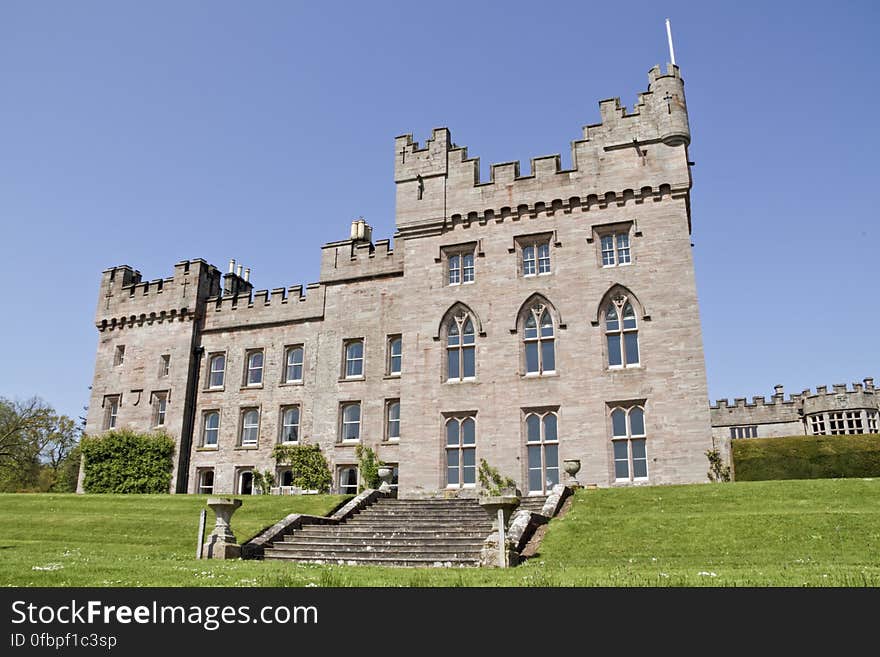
[355,445,382,491]
[80,430,175,493]
[272,444,332,492]
[732,434,880,481]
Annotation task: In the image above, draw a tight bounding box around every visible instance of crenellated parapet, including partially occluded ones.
[202,283,326,331]
[95,259,221,331]
[711,379,878,427]
[318,234,403,284]
[394,64,692,234]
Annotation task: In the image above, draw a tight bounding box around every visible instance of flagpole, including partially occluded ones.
[665,18,676,66]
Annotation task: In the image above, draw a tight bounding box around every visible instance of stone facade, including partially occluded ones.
[84,63,716,496]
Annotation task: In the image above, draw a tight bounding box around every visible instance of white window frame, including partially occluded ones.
[202,411,220,447]
[600,231,632,267]
[445,415,477,488]
[446,313,476,382]
[198,469,214,495]
[523,304,556,376]
[386,399,400,442]
[344,339,364,379]
[152,392,168,428]
[245,350,264,387]
[280,405,300,444]
[340,402,361,443]
[284,345,304,383]
[524,410,559,495]
[387,335,402,376]
[604,294,640,369]
[338,466,359,495]
[520,237,552,277]
[447,249,475,286]
[610,406,648,483]
[208,353,226,389]
[240,408,260,446]
[103,395,120,430]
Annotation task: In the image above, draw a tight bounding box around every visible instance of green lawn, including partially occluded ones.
[2,479,880,586]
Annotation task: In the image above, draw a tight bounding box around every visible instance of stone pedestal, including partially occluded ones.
[563,459,582,488]
[479,495,520,568]
[203,498,243,560]
[377,466,394,494]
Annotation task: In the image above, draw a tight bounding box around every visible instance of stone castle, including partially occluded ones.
[82,62,878,497]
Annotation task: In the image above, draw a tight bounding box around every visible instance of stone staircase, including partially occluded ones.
[263,498,496,567]
[517,495,548,514]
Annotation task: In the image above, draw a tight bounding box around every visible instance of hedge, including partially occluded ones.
[732,434,880,481]
[80,429,175,493]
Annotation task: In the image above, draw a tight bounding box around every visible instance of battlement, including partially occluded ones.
[202,282,326,332]
[710,379,878,427]
[318,221,403,283]
[96,259,221,329]
[394,64,692,233]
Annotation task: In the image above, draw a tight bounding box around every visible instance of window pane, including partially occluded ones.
[624,332,640,365]
[524,314,538,339]
[544,414,557,442]
[463,319,475,343]
[630,408,645,436]
[607,335,622,367]
[617,234,631,264]
[449,255,460,285]
[463,253,474,282]
[446,420,459,446]
[462,346,475,378]
[344,404,360,423]
[207,412,219,429]
[528,445,542,469]
[546,465,559,487]
[526,414,541,442]
[601,235,615,265]
[462,418,475,445]
[525,342,539,373]
[611,409,627,437]
[537,243,550,273]
[544,444,558,469]
[250,352,263,368]
[389,402,400,422]
[605,306,619,331]
[462,450,476,484]
[540,311,553,337]
[347,341,363,359]
[541,341,555,372]
[523,246,535,276]
[447,322,460,346]
[447,465,459,486]
[631,438,647,459]
[447,448,459,468]
[622,303,637,329]
[447,348,460,380]
[529,468,543,492]
[614,461,630,480]
[390,338,402,373]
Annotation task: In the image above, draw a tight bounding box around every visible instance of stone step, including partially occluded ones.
[293,528,490,539]
[280,537,483,548]
[348,513,491,522]
[341,522,493,531]
[263,551,481,567]
[267,544,482,557]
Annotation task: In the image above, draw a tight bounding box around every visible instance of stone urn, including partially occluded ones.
[377,466,394,494]
[563,459,582,487]
[203,497,243,559]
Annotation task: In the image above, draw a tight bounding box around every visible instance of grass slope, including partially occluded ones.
[2,479,879,586]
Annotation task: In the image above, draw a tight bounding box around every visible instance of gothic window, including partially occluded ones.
[448,249,475,285]
[446,313,476,381]
[280,406,300,443]
[245,350,264,386]
[344,339,364,378]
[284,346,304,383]
[605,295,639,368]
[523,304,556,375]
[386,399,400,441]
[340,402,361,442]
[525,410,559,494]
[240,408,259,446]
[387,335,402,376]
[202,411,220,446]
[445,416,476,488]
[208,354,226,389]
[611,406,648,482]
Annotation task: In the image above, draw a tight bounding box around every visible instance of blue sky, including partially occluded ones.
[1,1,877,421]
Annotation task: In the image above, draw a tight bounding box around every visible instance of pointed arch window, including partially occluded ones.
[611,406,647,482]
[445,416,476,487]
[446,313,476,381]
[525,410,559,494]
[524,305,555,375]
[605,295,639,368]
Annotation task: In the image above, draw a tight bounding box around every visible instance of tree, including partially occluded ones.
[0,397,82,492]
